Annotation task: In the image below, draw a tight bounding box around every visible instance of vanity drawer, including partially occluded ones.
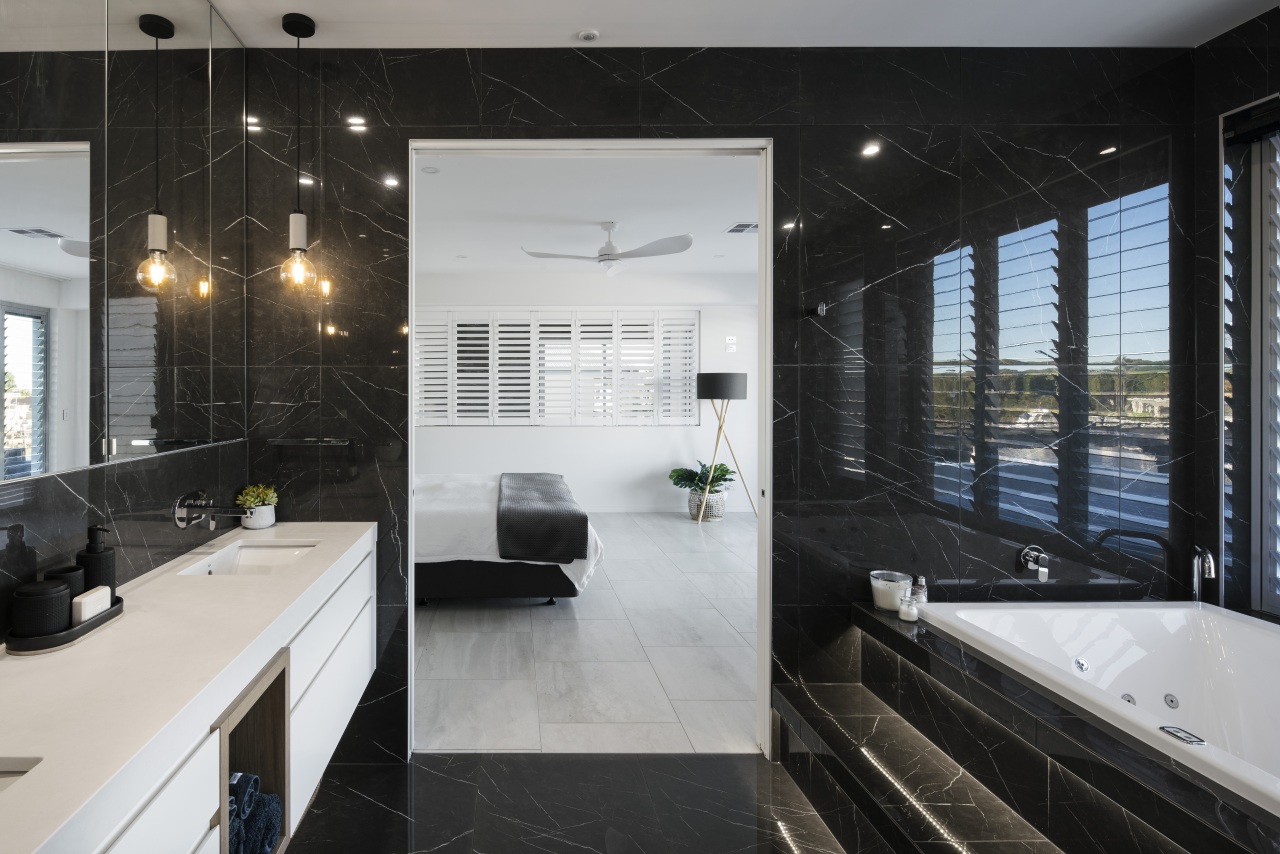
[190,826,218,854]
[106,732,218,854]
[289,597,375,832]
[289,552,373,707]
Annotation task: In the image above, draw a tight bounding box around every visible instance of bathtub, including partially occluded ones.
[919,601,1280,819]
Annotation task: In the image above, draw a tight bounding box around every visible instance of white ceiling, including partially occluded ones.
[414,153,760,277]
[0,150,91,282]
[212,0,1271,48]
[0,0,1270,52]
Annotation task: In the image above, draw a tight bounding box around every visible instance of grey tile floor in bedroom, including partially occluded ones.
[414,511,759,753]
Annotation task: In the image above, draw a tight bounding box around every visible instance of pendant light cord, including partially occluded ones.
[153,35,160,214]
[295,34,302,213]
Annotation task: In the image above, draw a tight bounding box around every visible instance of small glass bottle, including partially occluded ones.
[911,575,928,605]
[898,594,919,622]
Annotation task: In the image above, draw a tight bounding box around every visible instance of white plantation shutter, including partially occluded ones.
[2,307,50,479]
[414,310,449,425]
[617,312,657,425]
[659,311,699,425]
[495,314,533,423]
[535,312,574,424]
[414,309,699,426]
[575,312,616,424]
[452,313,492,423]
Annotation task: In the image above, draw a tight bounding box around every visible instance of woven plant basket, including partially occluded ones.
[688,490,726,521]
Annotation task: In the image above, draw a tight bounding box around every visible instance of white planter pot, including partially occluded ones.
[241,504,276,530]
[687,490,726,521]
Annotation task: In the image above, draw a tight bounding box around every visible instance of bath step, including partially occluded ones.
[775,683,1064,854]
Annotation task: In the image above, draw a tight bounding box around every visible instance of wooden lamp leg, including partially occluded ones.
[710,400,757,518]
[698,399,730,524]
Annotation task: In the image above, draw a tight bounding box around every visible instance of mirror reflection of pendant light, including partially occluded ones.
[136,14,177,292]
[280,13,318,290]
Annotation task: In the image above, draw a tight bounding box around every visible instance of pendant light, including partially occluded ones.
[136,14,177,292]
[280,13,318,289]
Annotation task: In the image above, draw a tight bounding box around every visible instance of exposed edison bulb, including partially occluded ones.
[400,323,409,335]
[320,279,332,298]
[325,322,336,335]
[137,249,177,292]
[197,278,211,298]
[280,249,318,288]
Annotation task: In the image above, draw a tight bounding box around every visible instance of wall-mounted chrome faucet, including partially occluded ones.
[1018,545,1049,581]
[1092,528,1216,602]
[172,490,250,531]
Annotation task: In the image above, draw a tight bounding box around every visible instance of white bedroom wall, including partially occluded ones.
[414,271,759,513]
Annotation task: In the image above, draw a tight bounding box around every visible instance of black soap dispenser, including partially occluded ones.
[76,525,116,599]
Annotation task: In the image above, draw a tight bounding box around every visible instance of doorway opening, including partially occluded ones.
[407,139,774,754]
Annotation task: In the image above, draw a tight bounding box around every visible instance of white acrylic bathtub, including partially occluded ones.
[918,601,1280,818]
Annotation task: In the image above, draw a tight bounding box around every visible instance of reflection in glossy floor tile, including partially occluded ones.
[428,600,534,633]
[528,586,627,620]
[414,680,541,751]
[292,754,857,854]
[539,722,695,753]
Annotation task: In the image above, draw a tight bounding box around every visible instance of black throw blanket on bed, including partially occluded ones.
[497,473,589,565]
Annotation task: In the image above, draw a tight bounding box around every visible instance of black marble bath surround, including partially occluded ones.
[834,604,1279,853]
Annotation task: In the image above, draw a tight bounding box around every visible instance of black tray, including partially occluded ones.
[4,596,124,655]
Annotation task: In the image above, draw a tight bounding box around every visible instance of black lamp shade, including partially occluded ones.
[697,372,748,400]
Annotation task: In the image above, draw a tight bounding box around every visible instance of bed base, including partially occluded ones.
[414,559,579,604]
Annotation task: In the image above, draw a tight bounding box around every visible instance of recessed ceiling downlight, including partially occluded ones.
[861,141,882,157]
[577,29,600,42]
[421,166,440,174]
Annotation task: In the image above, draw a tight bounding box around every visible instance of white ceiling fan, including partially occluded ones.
[522,221,692,277]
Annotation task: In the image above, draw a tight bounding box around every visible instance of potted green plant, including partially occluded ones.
[236,484,279,530]
[669,462,736,521]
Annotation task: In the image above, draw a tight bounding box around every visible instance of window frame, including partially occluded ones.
[1251,133,1280,615]
[1,302,52,481]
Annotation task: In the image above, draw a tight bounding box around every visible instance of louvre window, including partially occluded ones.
[2,304,49,480]
[415,309,699,427]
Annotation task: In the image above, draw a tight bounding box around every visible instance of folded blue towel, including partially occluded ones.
[242,792,282,854]
[228,813,245,854]
[229,772,260,820]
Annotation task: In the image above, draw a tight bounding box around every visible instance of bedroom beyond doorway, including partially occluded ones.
[407,140,773,754]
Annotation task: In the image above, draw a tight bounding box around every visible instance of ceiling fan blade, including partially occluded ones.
[616,234,693,259]
[522,248,599,261]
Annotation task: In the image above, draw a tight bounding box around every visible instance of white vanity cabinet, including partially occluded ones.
[286,554,377,831]
[12,524,381,854]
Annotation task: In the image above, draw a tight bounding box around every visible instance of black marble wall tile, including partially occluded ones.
[18,51,106,130]
[480,49,641,128]
[961,49,1122,125]
[800,49,961,126]
[641,49,800,126]
[0,441,247,639]
[323,49,482,128]
[1047,761,1187,853]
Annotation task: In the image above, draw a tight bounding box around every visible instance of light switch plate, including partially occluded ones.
[725,335,738,344]
[726,344,738,353]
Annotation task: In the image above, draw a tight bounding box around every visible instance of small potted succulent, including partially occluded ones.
[669,462,736,521]
[236,484,279,530]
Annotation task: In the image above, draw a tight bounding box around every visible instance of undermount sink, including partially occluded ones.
[176,541,319,577]
[0,758,41,796]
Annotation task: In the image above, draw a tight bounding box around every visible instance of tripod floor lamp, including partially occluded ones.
[695,372,757,524]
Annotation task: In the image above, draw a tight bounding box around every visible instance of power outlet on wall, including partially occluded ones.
[726,335,737,353]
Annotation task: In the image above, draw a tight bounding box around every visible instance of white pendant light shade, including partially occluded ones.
[280,211,317,288]
[136,212,176,291]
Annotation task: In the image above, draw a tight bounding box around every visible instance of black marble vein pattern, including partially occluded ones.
[289,752,858,853]
[234,30,1250,764]
[0,441,247,639]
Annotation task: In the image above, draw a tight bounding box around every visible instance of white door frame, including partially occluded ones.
[405,138,775,758]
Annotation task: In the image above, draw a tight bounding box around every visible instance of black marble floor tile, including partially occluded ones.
[290,753,849,854]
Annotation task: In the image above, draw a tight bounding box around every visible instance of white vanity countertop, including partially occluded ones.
[0,522,377,854]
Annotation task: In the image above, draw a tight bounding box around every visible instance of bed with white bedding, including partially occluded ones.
[414,474,602,601]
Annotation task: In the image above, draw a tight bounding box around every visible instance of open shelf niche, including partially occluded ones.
[211,648,290,854]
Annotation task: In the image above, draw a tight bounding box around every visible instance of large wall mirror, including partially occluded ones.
[0,0,246,481]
